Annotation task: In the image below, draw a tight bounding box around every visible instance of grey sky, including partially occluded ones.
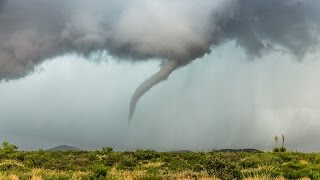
[1,0,320,151]
[1,41,320,152]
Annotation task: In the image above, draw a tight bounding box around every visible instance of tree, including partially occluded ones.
[274,136,279,148]
[102,147,113,153]
[279,134,287,152]
[0,141,18,154]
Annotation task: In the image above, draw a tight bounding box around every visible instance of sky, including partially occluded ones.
[1,0,320,152]
[1,41,320,152]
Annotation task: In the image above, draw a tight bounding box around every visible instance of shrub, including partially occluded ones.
[273,147,287,153]
[104,153,121,166]
[273,148,280,153]
[240,157,260,168]
[117,156,138,170]
[146,166,159,175]
[135,150,160,161]
[204,157,240,180]
[0,160,29,172]
[279,147,287,152]
[165,157,191,172]
[192,163,205,172]
[0,142,19,158]
[92,165,108,179]
[102,147,113,153]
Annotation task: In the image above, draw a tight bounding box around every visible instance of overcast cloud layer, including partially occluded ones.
[1,0,320,151]
[1,0,320,80]
[1,42,320,152]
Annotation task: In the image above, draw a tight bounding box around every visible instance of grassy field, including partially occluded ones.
[0,143,320,179]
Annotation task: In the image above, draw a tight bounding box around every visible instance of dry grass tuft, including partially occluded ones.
[299,160,309,165]
[142,162,163,168]
[9,175,19,180]
[31,174,43,180]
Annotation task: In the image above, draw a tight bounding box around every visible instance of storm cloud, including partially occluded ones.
[1,0,319,78]
[0,0,320,120]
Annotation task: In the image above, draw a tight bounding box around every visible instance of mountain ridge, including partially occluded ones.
[48,145,82,152]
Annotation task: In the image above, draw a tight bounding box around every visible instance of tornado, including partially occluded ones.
[129,60,179,122]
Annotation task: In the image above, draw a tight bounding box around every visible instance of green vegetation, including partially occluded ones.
[0,142,319,179]
[273,135,287,153]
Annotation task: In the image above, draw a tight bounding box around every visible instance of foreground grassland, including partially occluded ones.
[0,146,320,179]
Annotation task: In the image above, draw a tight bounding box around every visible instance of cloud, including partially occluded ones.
[1,0,318,79]
[0,0,320,120]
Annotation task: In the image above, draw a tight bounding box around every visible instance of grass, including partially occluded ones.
[0,143,320,179]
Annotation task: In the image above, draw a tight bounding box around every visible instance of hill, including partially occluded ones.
[47,145,82,152]
[215,148,262,153]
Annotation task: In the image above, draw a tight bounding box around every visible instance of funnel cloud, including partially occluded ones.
[129,61,179,122]
[0,0,320,120]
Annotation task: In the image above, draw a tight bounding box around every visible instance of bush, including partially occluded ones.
[104,153,121,166]
[0,160,29,172]
[0,142,18,158]
[204,157,240,180]
[279,147,287,152]
[165,157,191,172]
[240,157,261,168]
[102,147,113,153]
[273,148,280,153]
[135,150,160,161]
[92,165,108,179]
[273,147,287,153]
[146,166,159,175]
[117,156,138,170]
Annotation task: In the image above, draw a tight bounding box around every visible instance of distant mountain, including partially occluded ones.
[48,145,82,152]
[169,150,193,153]
[215,149,262,153]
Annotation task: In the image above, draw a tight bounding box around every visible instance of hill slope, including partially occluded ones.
[48,145,81,151]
